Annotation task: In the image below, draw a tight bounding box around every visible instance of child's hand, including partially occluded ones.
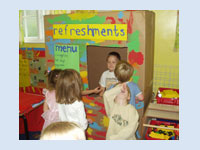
[87,118,93,124]
[99,92,104,97]
[121,83,127,93]
[99,87,105,97]
[42,88,47,95]
[135,93,144,101]
[93,87,102,94]
[115,83,129,105]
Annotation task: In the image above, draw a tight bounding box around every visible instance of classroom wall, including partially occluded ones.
[152,10,179,93]
[20,43,45,48]
[19,43,46,94]
[19,10,179,94]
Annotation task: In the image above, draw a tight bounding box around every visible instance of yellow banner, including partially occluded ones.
[53,24,127,41]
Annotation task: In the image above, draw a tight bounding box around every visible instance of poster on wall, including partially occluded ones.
[54,44,80,72]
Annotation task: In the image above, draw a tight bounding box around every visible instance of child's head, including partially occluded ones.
[56,69,83,104]
[114,84,131,105]
[114,61,134,82]
[47,69,62,90]
[40,121,86,140]
[106,52,121,72]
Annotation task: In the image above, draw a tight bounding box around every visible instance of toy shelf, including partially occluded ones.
[141,99,179,140]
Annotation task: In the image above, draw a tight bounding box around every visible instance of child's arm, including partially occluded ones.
[128,82,144,101]
[81,87,101,95]
[103,85,122,117]
[99,86,105,96]
[99,71,106,96]
[108,107,139,140]
[43,99,49,112]
[43,90,49,112]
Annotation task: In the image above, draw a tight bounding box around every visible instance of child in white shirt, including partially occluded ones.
[99,51,121,96]
[56,69,89,130]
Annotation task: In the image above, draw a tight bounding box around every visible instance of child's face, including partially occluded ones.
[115,88,130,105]
[107,56,118,72]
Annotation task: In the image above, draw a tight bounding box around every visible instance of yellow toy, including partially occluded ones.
[160,90,179,98]
[149,125,175,140]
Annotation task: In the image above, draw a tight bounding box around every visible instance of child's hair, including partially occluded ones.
[40,121,86,140]
[47,69,62,91]
[56,69,83,104]
[114,61,134,82]
[126,85,131,103]
[106,51,121,61]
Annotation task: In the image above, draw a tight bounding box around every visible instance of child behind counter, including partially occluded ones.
[99,51,121,96]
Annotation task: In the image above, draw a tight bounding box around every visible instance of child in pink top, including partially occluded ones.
[41,69,62,130]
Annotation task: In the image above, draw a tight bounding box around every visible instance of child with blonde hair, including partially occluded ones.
[41,69,62,130]
[103,60,143,140]
[114,60,144,106]
[40,121,86,140]
[56,69,88,130]
[103,83,139,140]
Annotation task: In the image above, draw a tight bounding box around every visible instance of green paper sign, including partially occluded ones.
[54,44,80,72]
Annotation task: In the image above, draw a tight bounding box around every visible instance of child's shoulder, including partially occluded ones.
[45,90,56,99]
[127,82,141,94]
[127,81,138,86]
[108,84,121,91]
[127,82,139,89]
[72,100,84,107]
[102,70,110,75]
[47,89,56,94]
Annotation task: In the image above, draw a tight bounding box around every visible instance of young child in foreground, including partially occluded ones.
[103,83,139,140]
[40,121,86,140]
[103,61,143,140]
[56,69,89,131]
[99,51,121,96]
[42,69,62,130]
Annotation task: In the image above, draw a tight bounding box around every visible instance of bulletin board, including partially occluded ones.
[44,10,155,139]
[19,48,46,94]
